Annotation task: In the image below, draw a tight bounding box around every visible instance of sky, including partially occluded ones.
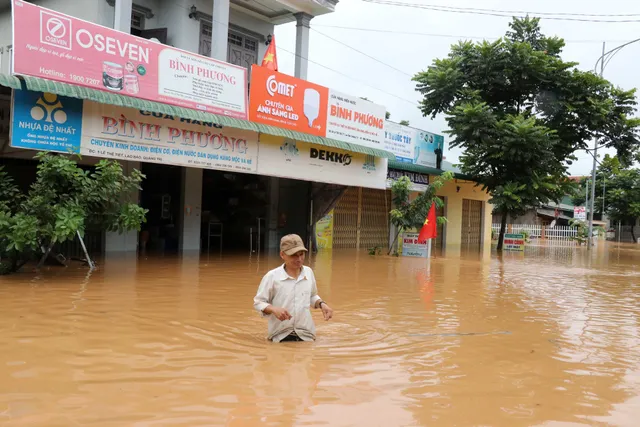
[273,0,640,176]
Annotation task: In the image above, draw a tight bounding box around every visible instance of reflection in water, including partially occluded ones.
[1,244,640,426]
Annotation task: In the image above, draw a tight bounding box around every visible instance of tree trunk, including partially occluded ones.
[37,240,55,269]
[497,211,508,251]
[631,226,637,244]
[388,229,401,255]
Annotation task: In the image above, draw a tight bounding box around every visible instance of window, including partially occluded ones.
[199,24,259,79]
[130,10,145,36]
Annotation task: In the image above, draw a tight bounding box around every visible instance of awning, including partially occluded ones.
[0,73,395,159]
[389,160,469,179]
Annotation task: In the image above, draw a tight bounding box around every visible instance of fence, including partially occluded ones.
[492,224,640,245]
[491,224,578,245]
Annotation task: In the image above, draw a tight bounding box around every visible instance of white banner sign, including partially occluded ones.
[574,206,586,220]
[81,103,258,172]
[257,134,388,189]
[326,90,386,150]
[401,232,428,258]
[384,121,416,163]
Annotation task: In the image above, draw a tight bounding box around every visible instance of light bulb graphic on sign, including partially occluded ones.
[303,88,320,129]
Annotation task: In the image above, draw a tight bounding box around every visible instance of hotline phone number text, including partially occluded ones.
[70,74,101,86]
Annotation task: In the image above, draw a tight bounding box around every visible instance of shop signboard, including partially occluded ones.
[249,66,387,150]
[11,0,248,119]
[326,90,386,149]
[503,233,525,251]
[399,232,428,258]
[384,121,415,162]
[249,65,328,137]
[315,210,334,249]
[256,134,388,189]
[414,129,444,168]
[11,90,259,173]
[574,206,586,220]
[386,168,429,192]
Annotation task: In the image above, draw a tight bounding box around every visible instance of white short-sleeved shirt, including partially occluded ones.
[253,265,322,342]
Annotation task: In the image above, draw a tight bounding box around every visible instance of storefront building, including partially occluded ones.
[318,123,493,255]
[1,0,405,257]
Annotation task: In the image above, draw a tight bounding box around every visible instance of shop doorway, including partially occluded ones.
[139,163,182,254]
[461,199,483,251]
[333,187,390,250]
[201,170,269,253]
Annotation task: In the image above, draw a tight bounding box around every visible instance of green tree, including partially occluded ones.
[399,120,410,126]
[0,153,147,275]
[388,172,453,255]
[573,155,640,242]
[413,16,640,250]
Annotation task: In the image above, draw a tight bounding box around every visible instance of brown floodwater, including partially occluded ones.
[1,243,640,426]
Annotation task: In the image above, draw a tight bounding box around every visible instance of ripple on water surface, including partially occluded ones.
[1,245,640,426]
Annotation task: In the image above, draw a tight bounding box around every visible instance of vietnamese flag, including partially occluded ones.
[418,202,437,243]
[261,34,278,71]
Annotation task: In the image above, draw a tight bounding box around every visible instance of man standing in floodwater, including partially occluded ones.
[253,234,334,342]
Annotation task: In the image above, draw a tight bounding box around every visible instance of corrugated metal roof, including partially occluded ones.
[0,73,396,159]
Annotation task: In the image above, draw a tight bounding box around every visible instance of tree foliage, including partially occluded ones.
[399,120,410,126]
[412,16,640,250]
[573,155,640,242]
[0,153,147,274]
[388,172,453,254]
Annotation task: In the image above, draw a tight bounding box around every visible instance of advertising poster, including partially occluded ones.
[10,90,83,153]
[503,233,525,251]
[573,206,586,221]
[11,0,247,118]
[315,210,334,249]
[249,65,328,137]
[414,130,444,168]
[326,90,386,150]
[384,121,415,162]
[257,134,388,189]
[249,66,388,151]
[11,90,259,173]
[400,232,428,258]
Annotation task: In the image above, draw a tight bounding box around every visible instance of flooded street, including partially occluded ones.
[1,245,640,426]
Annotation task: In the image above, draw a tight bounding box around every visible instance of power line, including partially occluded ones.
[362,1,640,18]
[196,11,419,106]
[313,24,636,44]
[310,28,413,77]
[362,0,640,23]
[276,44,420,106]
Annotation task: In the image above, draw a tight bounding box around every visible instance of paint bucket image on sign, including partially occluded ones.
[102,62,124,91]
[124,74,140,95]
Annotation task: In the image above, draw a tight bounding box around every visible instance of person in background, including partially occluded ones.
[253,234,334,342]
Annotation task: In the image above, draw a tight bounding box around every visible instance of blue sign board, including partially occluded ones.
[414,130,444,168]
[11,90,83,153]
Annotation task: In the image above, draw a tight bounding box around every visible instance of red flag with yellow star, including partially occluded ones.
[418,202,437,243]
[261,34,278,71]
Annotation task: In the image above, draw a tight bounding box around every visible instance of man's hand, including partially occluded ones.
[264,305,292,321]
[320,303,333,321]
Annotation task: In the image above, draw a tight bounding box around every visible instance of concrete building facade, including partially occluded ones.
[0,0,338,255]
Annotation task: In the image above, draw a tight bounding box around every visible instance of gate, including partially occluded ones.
[461,199,483,250]
[333,187,390,249]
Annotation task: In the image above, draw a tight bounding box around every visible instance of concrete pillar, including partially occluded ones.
[294,13,313,80]
[211,0,230,61]
[179,168,203,253]
[113,0,133,32]
[266,177,280,250]
[105,1,138,253]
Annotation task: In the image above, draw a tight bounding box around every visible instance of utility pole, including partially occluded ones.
[588,42,605,249]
